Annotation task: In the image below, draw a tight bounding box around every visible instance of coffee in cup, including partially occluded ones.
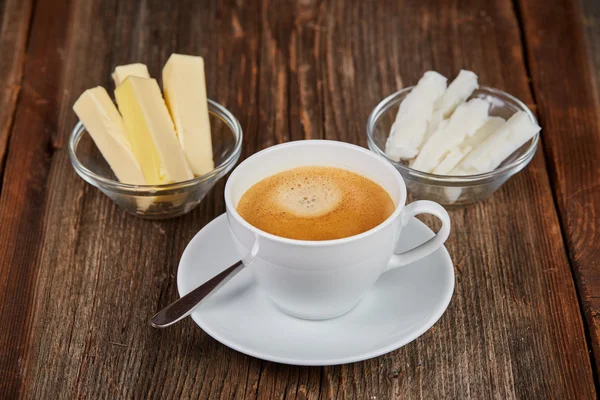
[225,140,451,320]
[236,166,395,241]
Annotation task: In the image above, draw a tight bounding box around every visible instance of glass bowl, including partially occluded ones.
[69,100,243,219]
[367,86,540,206]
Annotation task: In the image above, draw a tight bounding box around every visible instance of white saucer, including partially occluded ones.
[177,214,454,366]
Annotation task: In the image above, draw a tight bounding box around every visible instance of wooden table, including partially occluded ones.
[1,0,599,398]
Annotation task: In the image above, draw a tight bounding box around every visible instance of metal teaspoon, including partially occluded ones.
[150,260,244,328]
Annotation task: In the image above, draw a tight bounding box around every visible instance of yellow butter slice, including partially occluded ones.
[112,63,150,86]
[115,76,193,185]
[73,86,146,185]
[163,54,214,176]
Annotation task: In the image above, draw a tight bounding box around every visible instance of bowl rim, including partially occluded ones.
[69,99,243,194]
[366,85,540,185]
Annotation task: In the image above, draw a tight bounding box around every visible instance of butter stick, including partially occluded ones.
[73,86,145,185]
[112,63,150,86]
[115,76,193,185]
[163,54,214,176]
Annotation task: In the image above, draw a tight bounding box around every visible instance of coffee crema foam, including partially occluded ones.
[237,166,395,241]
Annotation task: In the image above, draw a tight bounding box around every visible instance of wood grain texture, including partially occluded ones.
[0,0,597,399]
[318,2,595,399]
[579,0,600,375]
[0,0,72,397]
[519,0,600,374]
[581,0,600,97]
[0,0,34,180]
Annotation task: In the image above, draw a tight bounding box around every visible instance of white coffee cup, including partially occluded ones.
[225,140,451,320]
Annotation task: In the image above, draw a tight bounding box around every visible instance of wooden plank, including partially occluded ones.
[519,0,600,374]
[0,1,595,399]
[255,0,325,148]
[0,0,34,179]
[579,0,600,374]
[580,0,600,97]
[0,0,73,397]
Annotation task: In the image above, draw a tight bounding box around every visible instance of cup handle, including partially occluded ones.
[386,200,451,270]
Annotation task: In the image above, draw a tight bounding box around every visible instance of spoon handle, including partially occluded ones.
[150,260,245,328]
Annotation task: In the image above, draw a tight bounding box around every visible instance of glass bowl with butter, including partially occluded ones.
[69,100,242,219]
[367,86,539,206]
